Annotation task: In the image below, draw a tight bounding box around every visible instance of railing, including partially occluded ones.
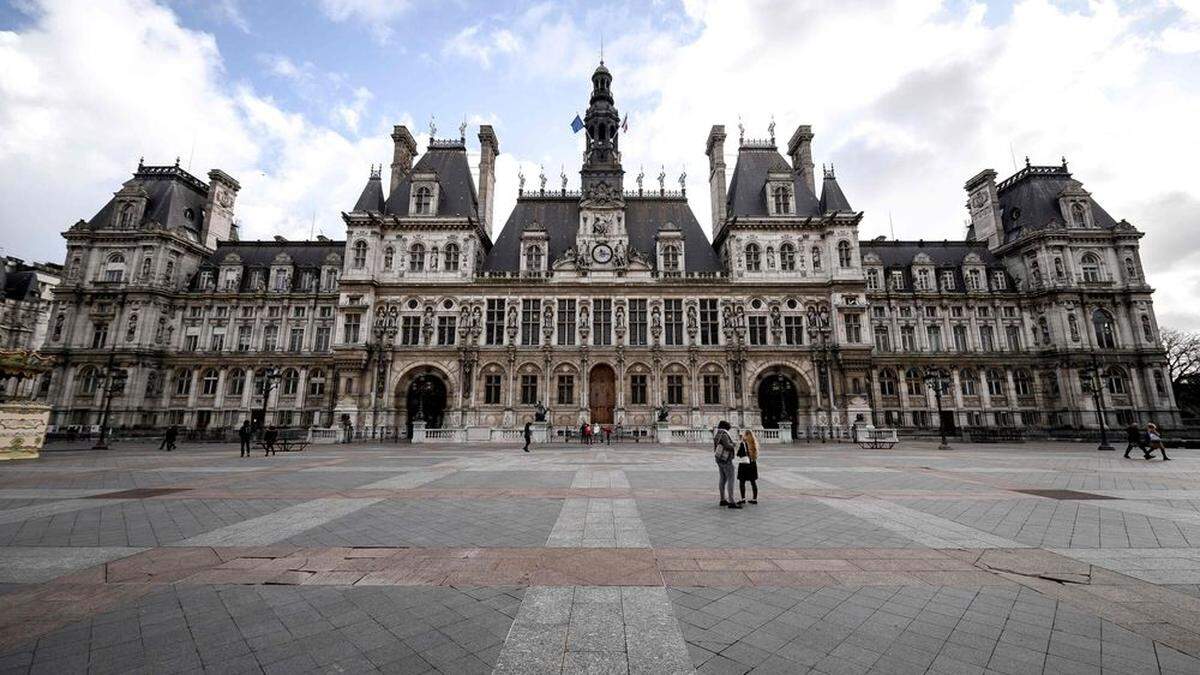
[307,427,340,444]
[490,428,524,442]
[424,428,465,442]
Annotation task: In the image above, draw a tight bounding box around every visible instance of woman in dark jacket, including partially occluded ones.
[737,429,760,504]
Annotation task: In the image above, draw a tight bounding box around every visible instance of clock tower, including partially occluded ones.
[575,61,630,271]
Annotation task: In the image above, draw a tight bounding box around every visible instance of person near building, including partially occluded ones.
[238,420,252,457]
[1123,421,1146,459]
[159,426,177,452]
[523,421,532,453]
[713,421,740,508]
[1145,422,1171,461]
[263,425,279,456]
[737,429,760,505]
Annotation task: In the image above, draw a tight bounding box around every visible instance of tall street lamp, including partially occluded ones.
[369,322,397,439]
[806,305,838,440]
[1079,357,1115,451]
[92,355,127,450]
[256,366,281,434]
[922,367,952,450]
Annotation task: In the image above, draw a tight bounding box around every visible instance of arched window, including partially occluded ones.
[986,368,1005,396]
[662,245,680,271]
[772,186,791,214]
[960,368,978,396]
[119,203,135,228]
[227,368,245,396]
[201,368,219,396]
[1014,369,1033,397]
[173,368,192,396]
[52,314,65,341]
[1141,315,1154,342]
[879,368,898,396]
[414,187,432,214]
[1080,253,1102,282]
[1105,367,1128,395]
[837,241,853,268]
[780,244,796,271]
[525,245,543,271]
[383,246,394,270]
[1092,309,1117,349]
[1124,257,1138,280]
[745,244,761,272]
[77,367,99,396]
[104,252,126,282]
[811,246,822,271]
[125,314,138,342]
[444,243,460,271]
[409,243,426,272]
[282,368,300,396]
[308,369,326,396]
[352,240,368,269]
[1071,202,1087,227]
[905,368,922,396]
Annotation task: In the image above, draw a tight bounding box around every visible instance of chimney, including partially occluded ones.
[964,169,1002,250]
[477,125,500,238]
[705,125,728,236]
[201,169,240,249]
[787,125,816,195]
[389,125,417,197]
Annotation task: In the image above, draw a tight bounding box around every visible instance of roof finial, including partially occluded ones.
[538,164,546,193]
[678,167,687,195]
[560,165,567,192]
[518,169,525,194]
[1024,155,1030,168]
[429,115,437,139]
[1061,156,1069,170]
[657,165,666,194]
[737,116,745,144]
[600,33,604,65]
[459,118,467,141]
[138,156,144,170]
[636,165,645,193]
[768,115,776,144]
[174,156,180,167]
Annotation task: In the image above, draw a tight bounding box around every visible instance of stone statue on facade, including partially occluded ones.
[636,166,644,192]
[518,170,525,192]
[656,402,669,423]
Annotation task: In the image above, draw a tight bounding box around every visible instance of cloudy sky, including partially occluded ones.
[1,0,1198,324]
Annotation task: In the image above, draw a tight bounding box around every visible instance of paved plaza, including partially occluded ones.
[2,440,1200,674]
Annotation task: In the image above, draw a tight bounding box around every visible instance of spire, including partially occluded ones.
[819,165,853,213]
[580,61,623,197]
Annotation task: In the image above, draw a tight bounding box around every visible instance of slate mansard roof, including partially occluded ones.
[485,196,724,273]
[860,239,1012,293]
[85,164,211,238]
[725,144,853,218]
[381,141,480,219]
[190,240,345,293]
[996,163,1120,243]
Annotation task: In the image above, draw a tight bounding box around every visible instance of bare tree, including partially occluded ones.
[1161,328,1200,384]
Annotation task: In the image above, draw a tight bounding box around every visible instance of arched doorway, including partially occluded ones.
[405,373,447,438]
[589,364,616,424]
[758,373,799,430]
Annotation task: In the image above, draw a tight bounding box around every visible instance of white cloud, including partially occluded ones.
[0,0,386,257]
[259,53,312,82]
[333,86,373,134]
[442,25,520,68]
[316,0,411,43]
[210,0,249,33]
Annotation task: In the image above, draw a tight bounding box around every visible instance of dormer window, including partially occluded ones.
[1071,202,1087,227]
[352,240,368,269]
[966,269,981,290]
[103,252,126,282]
[940,270,955,290]
[772,186,791,214]
[915,268,931,290]
[992,270,1007,290]
[890,270,904,290]
[866,268,880,290]
[414,187,432,214]
[525,245,544,271]
[119,204,135,228]
[662,245,680,271]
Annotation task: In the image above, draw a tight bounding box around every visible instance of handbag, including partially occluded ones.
[736,441,749,463]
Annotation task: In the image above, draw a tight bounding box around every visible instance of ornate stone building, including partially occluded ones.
[0,256,60,353]
[37,64,1178,437]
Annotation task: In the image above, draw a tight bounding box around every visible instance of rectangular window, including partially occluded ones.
[784,316,803,346]
[900,326,916,351]
[520,374,538,405]
[924,306,938,318]
[293,306,306,318]
[664,299,684,346]
[288,328,304,352]
[238,325,252,351]
[872,306,887,318]
[557,299,576,346]
[484,374,501,404]
[437,317,456,346]
[874,325,891,352]
[926,325,942,352]
[899,306,912,318]
[91,323,109,348]
[866,269,880,290]
[953,325,968,352]
[556,375,574,406]
[845,314,862,343]
[183,333,198,352]
[521,299,540,346]
[592,299,612,346]
[666,374,684,405]
[699,299,719,345]
[980,325,995,351]
[486,299,505,345]
[401,316,421,346]
[941,271,955,290]
[628,299,647,346]
[262,325,278,351]
[951,306,964,318]
[702,374,721,405]
[1005,325,1021,351]
[976,306,990,318]
[343,313,361,343]
[210,330,225,352]
[318,306,333,318]
[240,306,255,318]
[314,326,331,352]
[748,316,767,345]
[630,374,647,405]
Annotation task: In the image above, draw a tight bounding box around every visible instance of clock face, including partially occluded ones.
[592,243,613,264]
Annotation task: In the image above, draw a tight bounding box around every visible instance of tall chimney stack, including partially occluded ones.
[477,125,500,238]
[202,169,240,249]
[389,125,417,197]
[787,125,816,195]
[705,125,728,236]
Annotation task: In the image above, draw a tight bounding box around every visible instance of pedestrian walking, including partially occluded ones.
[1145,423,1171,461]
[159,426,177,452]
[523,421,532,453]
[604,425,612,445]
[1123,422,1146,459]
[238,420,253,457]
[580,422,589,445]
[737,429,760,505]
[713,421,740,508]
[263,425,278,456]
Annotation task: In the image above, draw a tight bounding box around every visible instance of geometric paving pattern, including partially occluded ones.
[1,439,1200,673]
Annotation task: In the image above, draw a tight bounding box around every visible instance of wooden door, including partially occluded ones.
[589,365,616,424]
